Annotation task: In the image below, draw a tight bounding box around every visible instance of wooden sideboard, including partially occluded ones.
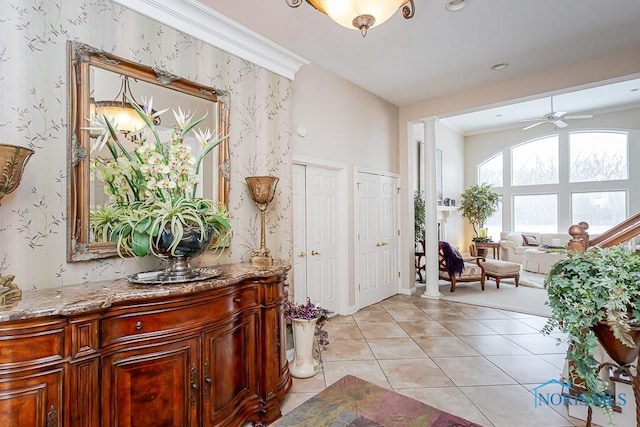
[0,262,292,426]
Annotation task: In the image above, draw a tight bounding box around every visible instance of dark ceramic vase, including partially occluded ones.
[153,226,214,282]
[591,321,640,366]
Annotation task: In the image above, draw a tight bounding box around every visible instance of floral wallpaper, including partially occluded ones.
[0,0,292,290]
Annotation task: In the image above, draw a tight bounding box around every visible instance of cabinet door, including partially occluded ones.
[0,367,63,427]
[101,338,199,427]
[202,313,258,426]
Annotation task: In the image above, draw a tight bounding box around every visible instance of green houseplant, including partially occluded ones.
[88,95,231,277]
[459,183,500,243]
[542,245,640,414]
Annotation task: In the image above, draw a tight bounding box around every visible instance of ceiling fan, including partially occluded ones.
[521,97,594,130]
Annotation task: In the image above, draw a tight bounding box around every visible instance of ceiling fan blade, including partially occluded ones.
[554,120,568,128]
[554,111,568,118]
[523,121,545,130]
[564,114,594,119]
[520,118,545,122]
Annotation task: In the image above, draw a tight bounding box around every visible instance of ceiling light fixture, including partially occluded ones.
[445,0,468,12]
[90,76,159,134]
[490,62,509,71]
[286,0,415,37]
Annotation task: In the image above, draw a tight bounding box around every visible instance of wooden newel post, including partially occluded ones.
[568,224,586,252]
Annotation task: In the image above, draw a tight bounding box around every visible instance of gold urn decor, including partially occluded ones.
[245,176,279,266]
[0,143,34,205]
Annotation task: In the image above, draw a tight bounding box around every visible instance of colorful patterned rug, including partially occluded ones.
[274,375,482,426]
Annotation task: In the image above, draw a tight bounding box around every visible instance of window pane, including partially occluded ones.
[479,153,503,187]
[511,136,559,186]
[514,194,557,232]
[569,132,628,182]
[572,191,626,234]
[485,198,502,242]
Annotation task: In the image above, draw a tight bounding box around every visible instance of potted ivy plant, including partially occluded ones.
[459,183,500,255]
[542,245,640,416]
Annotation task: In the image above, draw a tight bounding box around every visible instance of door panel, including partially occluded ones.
[202,314,258,425]
[357,172,399,308]
[0,368,63,427]
[101,338,199,427]
[292,164,341,314]
[292,164,308,305]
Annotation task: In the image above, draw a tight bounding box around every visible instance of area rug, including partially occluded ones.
[440,281,551,317]
[274,375,482,427]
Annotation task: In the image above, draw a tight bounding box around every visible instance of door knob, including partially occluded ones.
[382,242,388,246]
[376,242,382,247]
[298,251,306,257]
[311,250,321,256]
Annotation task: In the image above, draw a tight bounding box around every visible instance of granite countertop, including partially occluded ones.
[0,261,290,322]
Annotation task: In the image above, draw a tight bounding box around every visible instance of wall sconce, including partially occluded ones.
[0,143,34,205]
[245,176,279,266]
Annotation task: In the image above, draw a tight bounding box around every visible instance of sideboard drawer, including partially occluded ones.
[101,286,258,346]
[0,318,66,369]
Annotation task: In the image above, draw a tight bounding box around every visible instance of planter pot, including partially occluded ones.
[289,318,319,378]
[591,321,640,366]
[153,226,214,282]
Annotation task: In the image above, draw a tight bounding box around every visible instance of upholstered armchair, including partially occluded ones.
[438,241,486,292]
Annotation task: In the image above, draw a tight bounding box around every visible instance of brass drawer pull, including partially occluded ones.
[234,298,241,304]
[135,321,143,330]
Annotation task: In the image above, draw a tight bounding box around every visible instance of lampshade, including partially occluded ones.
[0,143,34,205]
[313,0,407,29]
[90,76,155,134]
[90,101,146,134]
[287,0,415,37]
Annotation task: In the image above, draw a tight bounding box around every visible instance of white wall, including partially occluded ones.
[291,63,399,309]
[435,122,465,251]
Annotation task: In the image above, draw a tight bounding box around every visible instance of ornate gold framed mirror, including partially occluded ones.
[67,41,230,261]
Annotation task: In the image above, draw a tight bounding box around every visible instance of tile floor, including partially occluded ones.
[277,286,599,427]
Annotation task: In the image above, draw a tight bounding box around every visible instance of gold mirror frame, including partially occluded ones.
[67,41,230,262]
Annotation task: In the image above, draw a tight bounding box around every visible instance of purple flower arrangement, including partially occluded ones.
[284,298,333,355]
[284,298,332,320]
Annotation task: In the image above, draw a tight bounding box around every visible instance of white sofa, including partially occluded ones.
[499,231,571,264]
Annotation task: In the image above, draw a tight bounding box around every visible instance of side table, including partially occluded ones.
[473,242,501,260]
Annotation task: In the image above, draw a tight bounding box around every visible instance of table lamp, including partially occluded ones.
[245,176,279,266]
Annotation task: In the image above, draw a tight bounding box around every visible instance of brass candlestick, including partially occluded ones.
[0,143,34,205]
[245,176,279,266]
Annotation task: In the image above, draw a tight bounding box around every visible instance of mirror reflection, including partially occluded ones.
[68,41,230,261]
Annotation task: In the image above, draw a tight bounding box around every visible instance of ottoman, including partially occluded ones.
[483,259,521,288]
[523,248,568,274]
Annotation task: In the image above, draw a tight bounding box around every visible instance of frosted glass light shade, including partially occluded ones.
[90,101,146,134]
[311,0,408,30]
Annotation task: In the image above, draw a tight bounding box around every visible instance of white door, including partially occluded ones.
[292,164,340,315]
[357,172,399,308]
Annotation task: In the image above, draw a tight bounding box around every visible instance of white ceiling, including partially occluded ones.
[202,0,640,132]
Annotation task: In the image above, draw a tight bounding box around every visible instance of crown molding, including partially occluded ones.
[111,0,309,80]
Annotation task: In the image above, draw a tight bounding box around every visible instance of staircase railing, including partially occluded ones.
[568,211,640,251]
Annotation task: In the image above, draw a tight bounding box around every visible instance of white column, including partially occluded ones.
[421,117,442,298]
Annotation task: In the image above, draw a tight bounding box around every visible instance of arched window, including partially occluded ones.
[477,130,629,233]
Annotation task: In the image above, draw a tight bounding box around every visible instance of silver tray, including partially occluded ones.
[126,267,223,285]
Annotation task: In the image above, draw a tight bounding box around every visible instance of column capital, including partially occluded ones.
[419,116,439,126]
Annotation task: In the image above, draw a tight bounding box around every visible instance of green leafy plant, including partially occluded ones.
[459,183,500,241]
[542,245,640,414]
[414,191,425,245]
[88,95,231,257]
